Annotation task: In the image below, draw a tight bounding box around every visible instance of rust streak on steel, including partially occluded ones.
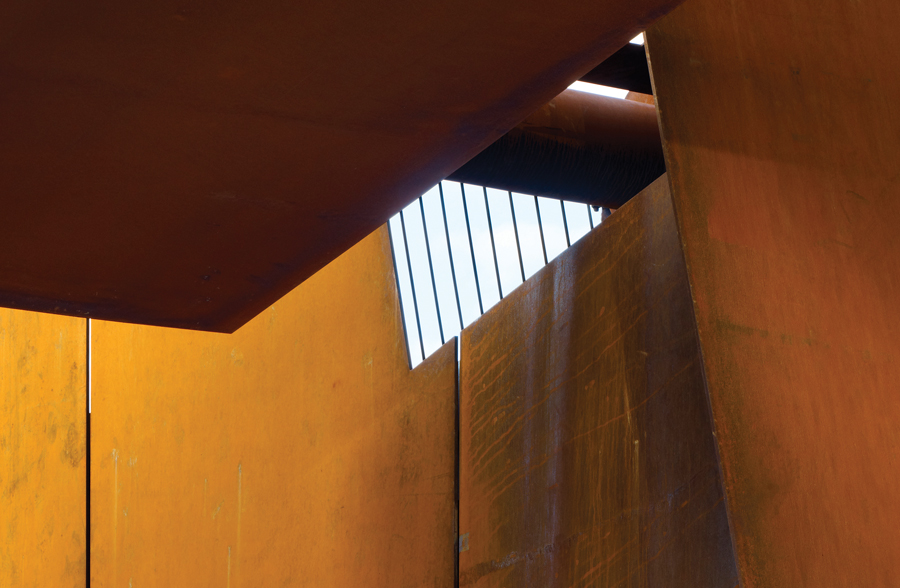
[458,177,738,587]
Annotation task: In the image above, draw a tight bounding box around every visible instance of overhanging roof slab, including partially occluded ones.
[0,0,681,331]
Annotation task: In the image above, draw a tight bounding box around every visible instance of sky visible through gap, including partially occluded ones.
[391,34,645,367]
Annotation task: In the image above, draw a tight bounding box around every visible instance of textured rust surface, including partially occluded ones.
[448,90,664,207]
[0,309,86,587]
[648,1,900,585]
[90,227,456,586]
[0,0,683,332]
[459,177,738,587]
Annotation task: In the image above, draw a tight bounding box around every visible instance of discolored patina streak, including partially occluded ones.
[459,177,738,587]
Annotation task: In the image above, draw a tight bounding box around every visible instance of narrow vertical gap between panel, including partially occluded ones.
[86,317,91,587]
[454,336,461,588]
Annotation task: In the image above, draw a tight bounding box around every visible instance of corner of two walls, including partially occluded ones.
[88,226,457,587]
[3,179,741,587]
[0,225,458,588]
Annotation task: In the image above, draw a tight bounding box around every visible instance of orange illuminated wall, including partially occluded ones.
[89,227,457,586]
[0,309,86,587]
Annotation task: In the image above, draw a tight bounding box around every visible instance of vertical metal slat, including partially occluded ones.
[509,192,526,283]
[484,187,503,299]
[419,196,445,345]
[439,182,465,330]
[534,196,549,265]
[400,210,426,361]
[461,184,485,315]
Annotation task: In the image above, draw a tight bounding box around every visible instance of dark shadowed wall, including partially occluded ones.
[648,0,900,584]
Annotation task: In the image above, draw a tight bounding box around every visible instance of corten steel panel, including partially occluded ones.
[458,177,738,587]
[89,226,456,586]
[0,310,86,587]
[647,1,900,585]
[0,0,685,333]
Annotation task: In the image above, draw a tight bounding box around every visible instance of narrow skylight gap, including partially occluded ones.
[390,181,604,367]
[567,81,628,99]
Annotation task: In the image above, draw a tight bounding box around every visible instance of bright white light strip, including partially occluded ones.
[630,33,645,45]
[566,81,628,99]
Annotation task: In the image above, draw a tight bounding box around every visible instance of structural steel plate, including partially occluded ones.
[0,309,86,587]
[459,177,738,587]
[648,0,900,584]
[89,227,457,586]
[0,0,683,332]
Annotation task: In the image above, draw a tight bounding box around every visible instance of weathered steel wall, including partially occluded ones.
[459,177,738,587]
[647,0,900,585]
[0,309,86,587]
[90,226,457,586]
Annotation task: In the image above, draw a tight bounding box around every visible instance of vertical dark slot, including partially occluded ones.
[86,318,91,587]
[454,338,461,588]
[560,200,571,247]
[587,203,595,229]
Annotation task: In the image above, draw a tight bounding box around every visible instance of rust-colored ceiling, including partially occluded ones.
[0,0,682,332]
